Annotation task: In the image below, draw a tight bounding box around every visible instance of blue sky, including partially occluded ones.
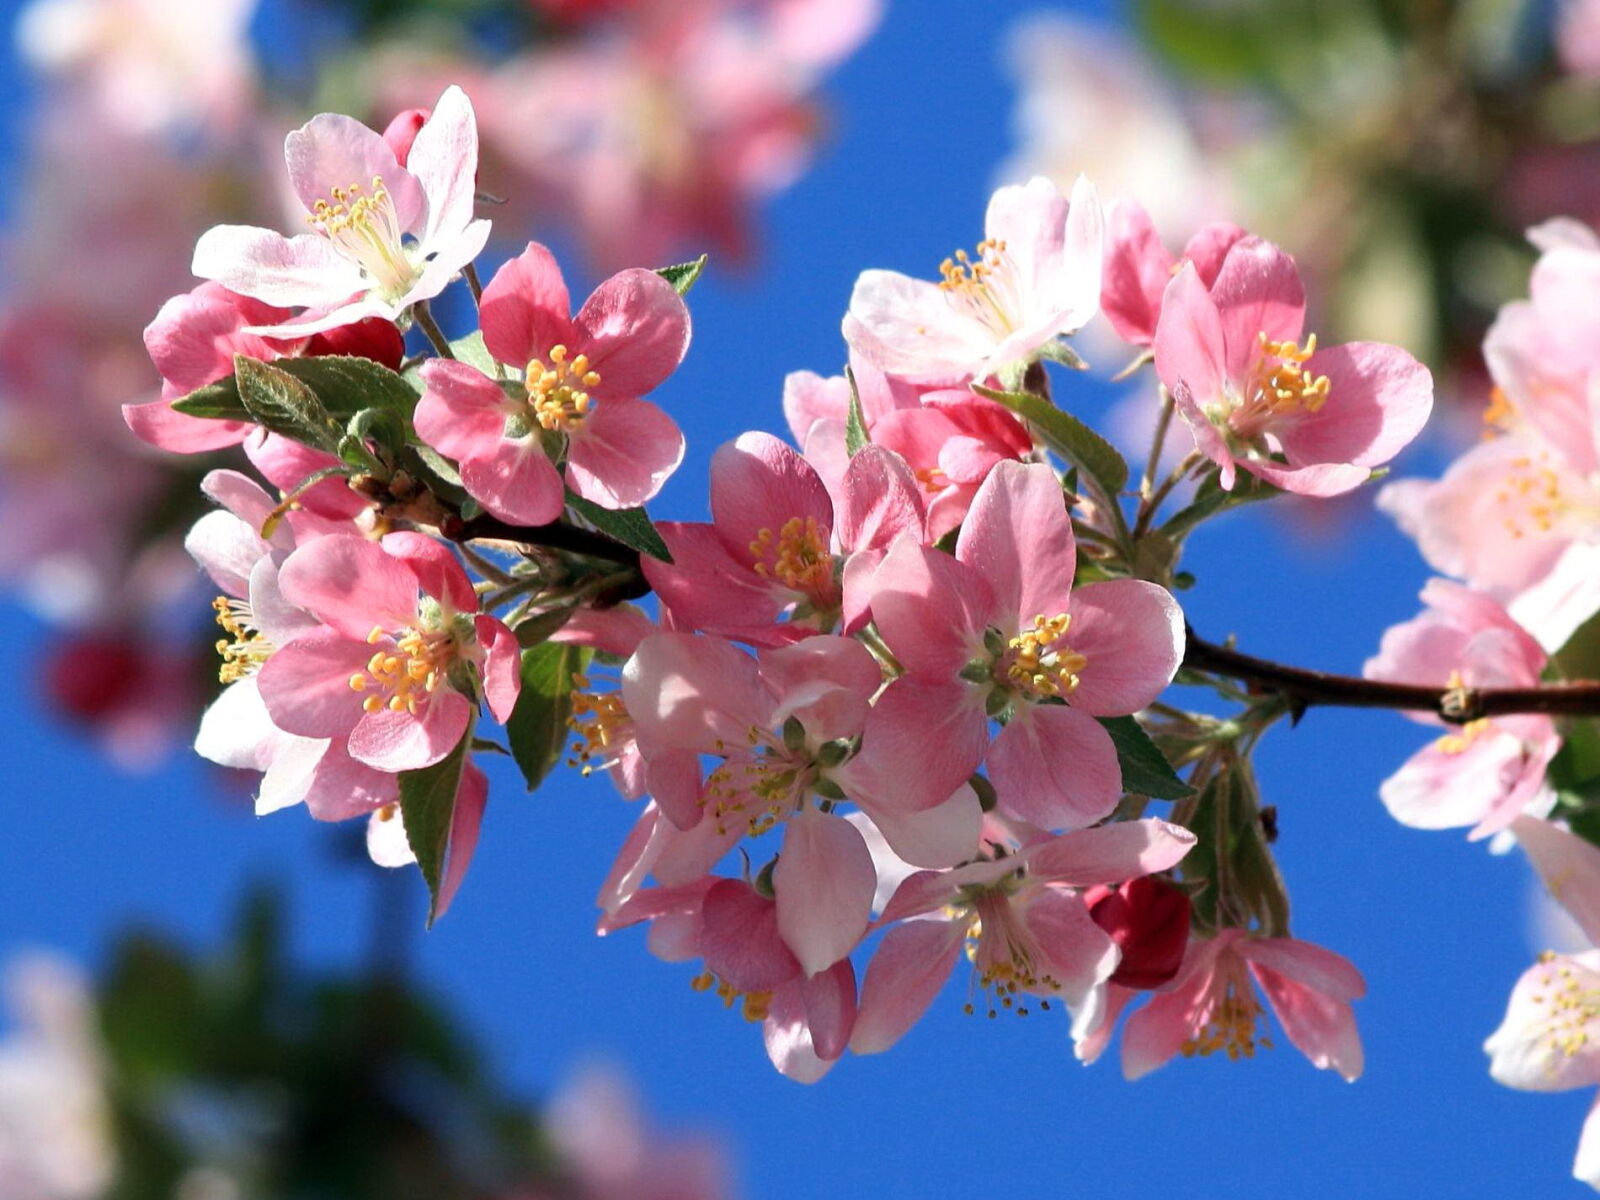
[1,0,1592,1195]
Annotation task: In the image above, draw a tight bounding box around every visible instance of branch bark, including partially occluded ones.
[1183,624,1600,724]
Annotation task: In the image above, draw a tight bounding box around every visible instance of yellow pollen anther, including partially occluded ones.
[212,596,273,684]
[305,176,415,298]
[1181,977,1273,1062]
[1495,452,1569,539]
[1434,717,1492,755]
[568,675,631,777]
[1482,387,1519,439]
[748,516,831,594]
[1247,331,1331,418]
[689,971,772,1022]
[345,625,457,715]
[526,343,602,432]
[1005,613,1087,699]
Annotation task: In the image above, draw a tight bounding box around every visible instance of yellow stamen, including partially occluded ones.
[749,516,831,594]
[346,624,458,715]
[526,343,602,432]
[306,176,415,298]
[212,596,273,684]
[1005,613,1087,699]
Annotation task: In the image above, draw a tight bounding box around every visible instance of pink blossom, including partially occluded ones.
[1085,874,1191,989]
[861,460,1185,824]
[256,533,519,772]
[415,241,689,524]
[602,876,859,1082]
[1363,580,1559,838]
[844,175,1103,384]
[18,0,258,139]
[783,357,1033,541]
[1110,928,1365,1081]
[1153,236,1433,496]
[192,86,490,336]
[622,631,978,975]
[186,471,397,821]
[850,818,1195,1053]
[1379,228,1600,650]
[1485,818,1600,1189]
[1099,197,1245,347]
[0,956,112,1200]
[474,0,879,271]
[543,1066,733,1200]
[643,432,924,643]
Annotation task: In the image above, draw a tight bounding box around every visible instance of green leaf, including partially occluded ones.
[449,330,500,376]
[844,366,870,457]
[398,731,471,926]
[1554,608,1600,683]
[565,491,673,563]
[1161,469,1280,542]
[234,356,342,451]
[172,355,422,433]
[974,384,1130,495]
[1134,0,1274,85]
[656,254,708,296]
[507,641,588,791]
[1098,715,1194,799]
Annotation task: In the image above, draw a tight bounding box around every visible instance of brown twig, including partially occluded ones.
[1183,624,1600,724]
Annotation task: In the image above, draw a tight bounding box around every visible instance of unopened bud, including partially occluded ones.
[382,107,429,166]
[1088,876,1191,990]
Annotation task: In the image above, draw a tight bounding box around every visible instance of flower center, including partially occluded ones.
[526,344,601,433]
[749,517,832,595]
[938,238,1020,335]
[1222,332,1330,436]
[689,970,773,1022]
[1181,971,1272,1062]
[1495,451,1579,540]
[1434,717,1492,755]
[960,894,1057,1019]
[1531,952,1600,1062]
[306,177,417,299]
[704,738,812,838]
[1482,387,1519,438]
[347,624,458,715]
[568,677,631,776]
[212,596,273,683]
[1004,613,1087,700]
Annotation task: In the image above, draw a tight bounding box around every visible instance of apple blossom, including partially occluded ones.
[844,175,1104,384]
[415,241,690,524]
[191,86,490,336]
[1154,236,1433,496]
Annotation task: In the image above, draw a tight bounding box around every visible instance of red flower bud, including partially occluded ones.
[1088,876,1191,990]
[306,317,407,371]
[45,634,148,723]
[381,108,429,168]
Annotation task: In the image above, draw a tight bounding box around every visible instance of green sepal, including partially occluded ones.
[656,254,709,296]
[173,354,422,433]
[844,366,870,457]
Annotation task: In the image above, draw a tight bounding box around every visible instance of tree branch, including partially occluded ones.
[439,512,650,606]
[1183,624,1600,724]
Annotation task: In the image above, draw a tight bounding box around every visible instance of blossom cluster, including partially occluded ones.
[1365,216,1600,1187]
[0,0,876,764]
[123,82,1456,1094]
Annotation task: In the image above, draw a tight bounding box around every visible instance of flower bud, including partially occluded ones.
[305,317,407,370]
[1087,876,1191,990]
[382,108,430,167]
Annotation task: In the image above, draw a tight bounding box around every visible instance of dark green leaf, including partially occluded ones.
[234,356,341,451]
[1098,715,1194,799]
[507,641,588,791]
[172,355,421,432]
[399,731,471,926]
[656,254,708,296]
[565,491,673,562]
[974,384,1130,494]
[411,443,464,488]
[844,366,870,457]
